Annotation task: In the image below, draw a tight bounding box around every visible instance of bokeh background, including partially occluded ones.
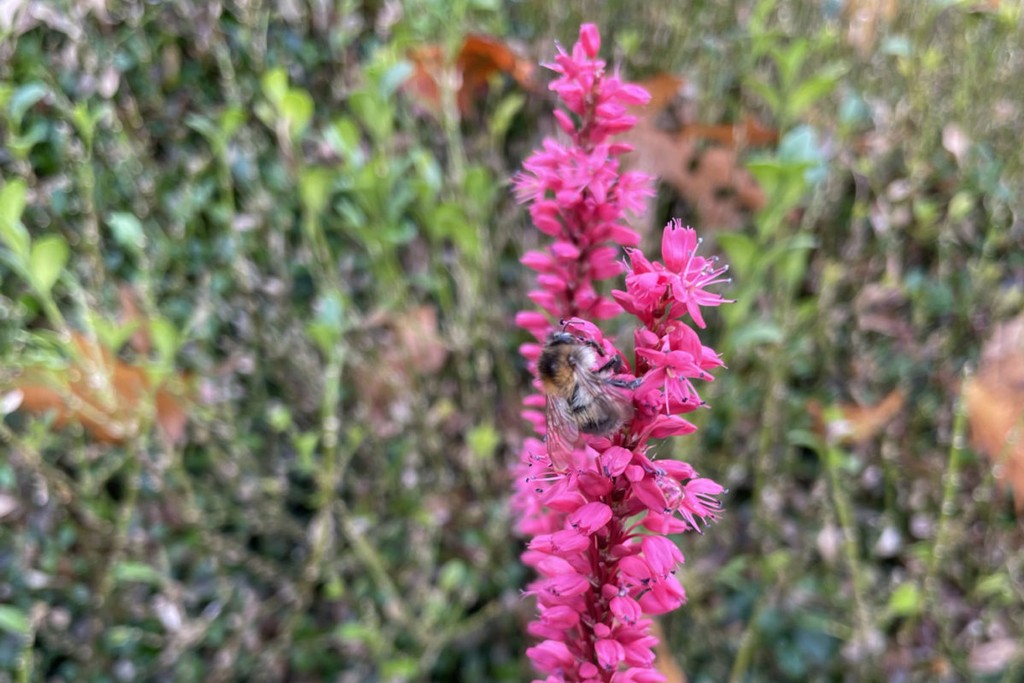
[1,1,1023,681]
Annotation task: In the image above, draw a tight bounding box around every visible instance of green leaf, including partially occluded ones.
[71,101,101,148]
[293,431,319,471]
[948,191,974,220]
[299,167,333,217]
[349,91,393,142]
[746,79,781,113]
[438,560,469,591]
[261,68,288,108]
[429,202,478,257]
[148,316,180,363]
[0,605,29,636]
[29,234,69,294]
[881,35,912,57]
[789,64,846,116]
[974,572,1014,604]
[105,626,140,648]
[463,165,495,207]
[307,292,346,355]
[335,199,367,230]
[184,113,219,141]
[467,423,499,461]
[107,212,146,251]
[283,89,314,139]
[89,312,139,353]
[887,582,923,618]
[732,320,784,350]
[328,117,365,168]
[381,657,419,679]
[380,61,414,96]
[266,404,293,432]
[334,621,376,643]
[715,233,758,275]
[7,121,48,160]
[113,561,163,585]
[490,93,525,143]
[8,82,48,127]
[410,150,443,197]
[0,178,31,261]
[774,38,810,88]
[219,107,246,139]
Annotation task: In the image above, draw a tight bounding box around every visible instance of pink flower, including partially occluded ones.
[614,220,731,330]
[511,23,731,682]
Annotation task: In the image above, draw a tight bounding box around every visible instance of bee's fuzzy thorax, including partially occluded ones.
[538,336,598,399]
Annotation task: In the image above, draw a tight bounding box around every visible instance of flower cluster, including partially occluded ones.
[513,23,653,351]
[511,25,732,683]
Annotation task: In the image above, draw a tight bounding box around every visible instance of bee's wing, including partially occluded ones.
[575,369,635,434]
[545,395,579,470]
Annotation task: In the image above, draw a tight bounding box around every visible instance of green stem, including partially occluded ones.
[918,374,967,644]
[821,431,873,675]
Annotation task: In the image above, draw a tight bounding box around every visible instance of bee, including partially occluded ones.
[537,330,640,469]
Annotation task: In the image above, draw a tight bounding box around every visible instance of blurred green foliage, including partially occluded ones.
[1,1,1023,682]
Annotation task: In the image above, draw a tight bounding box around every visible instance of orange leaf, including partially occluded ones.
[405,34,534,116]
[118,284,151,355]
[9,332,190,445]
[964,314,1024,510]
[636,73,688,114]
[353,305,449,437]
[651,619,687,683]
[621,73,776,230]
[681,114,779,147]
[808,389,906,446]
[405,44,447,114]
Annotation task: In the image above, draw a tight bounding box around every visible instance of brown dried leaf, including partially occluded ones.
[651,618,687,683]
[622,73,775,231]
[680,114,780,148]
[808,389,906,446]
[397,306,447,374]
[353,306,449,436]
[9,333,190,445]
[964,314,1024,509]
[968,638,1020,675]
[854,283,913,340]
[118,284,151,355]
[404,34,534,117]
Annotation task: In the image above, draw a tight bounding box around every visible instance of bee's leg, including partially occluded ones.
[607,377,643,389]
[595,354,625,375]
[583,338,607,357]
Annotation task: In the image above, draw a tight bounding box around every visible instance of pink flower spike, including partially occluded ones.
[610,595,642,625]
[617,83,653,105]
[512,23,731,681]
[569,501,613,535]
[646,415,698,439]
[542,572,591,598]
[551,240,582,260]
[527,640,574,672]
[579,23,601,58]
[541,605,581,629]
[661,219,696,273]
[600,446,634,477]
[641,535,683,574]
[595,638,626,670]
[553,108,577,136]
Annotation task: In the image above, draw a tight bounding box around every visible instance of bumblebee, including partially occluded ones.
[537,331,639,469]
